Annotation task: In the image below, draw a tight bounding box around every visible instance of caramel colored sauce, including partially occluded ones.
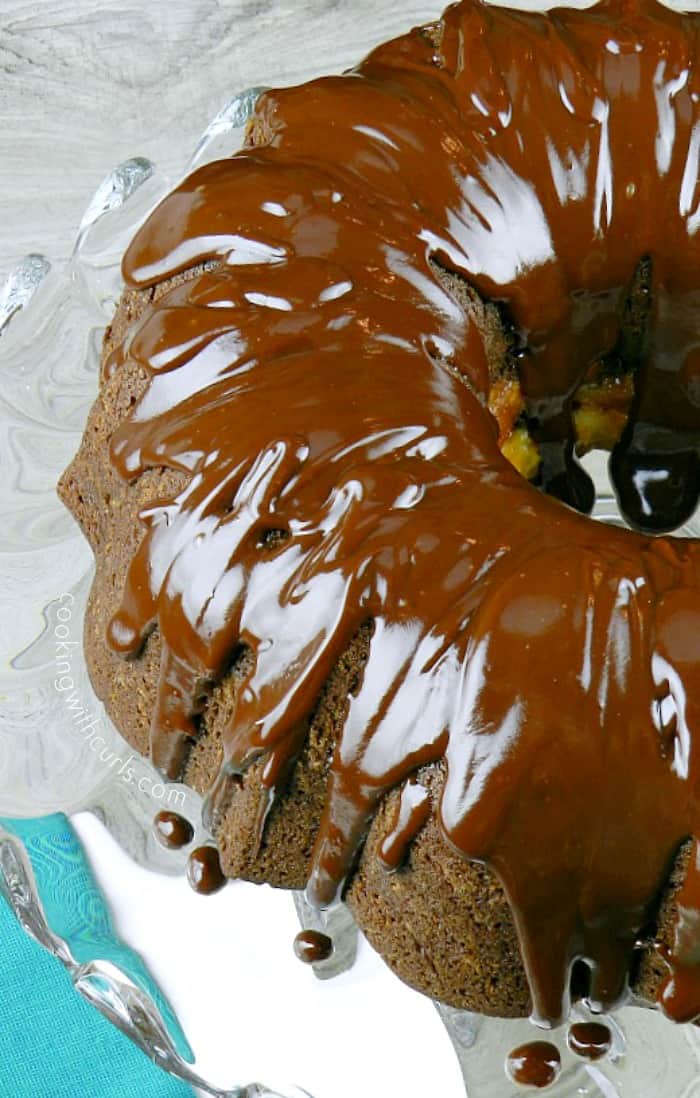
[293,930,334,964]
[107,0,700,1025]
[506,1041,561,1088]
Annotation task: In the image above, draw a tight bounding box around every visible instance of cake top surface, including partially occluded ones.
[105,0,700,1025]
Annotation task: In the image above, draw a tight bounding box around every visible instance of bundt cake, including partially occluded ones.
[60,0,700,1030]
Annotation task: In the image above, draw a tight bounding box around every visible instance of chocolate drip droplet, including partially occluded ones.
[187,845,226,894]
[154,810,194,849]
[538,441,595,516]
[610,428,699,534]
[506,1042,561,1088]
[567,1022,612,1060]
[293,929,334,964]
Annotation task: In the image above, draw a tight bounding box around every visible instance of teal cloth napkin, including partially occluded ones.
[0,813,195,1098]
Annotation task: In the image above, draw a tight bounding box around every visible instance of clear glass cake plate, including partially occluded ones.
[2,63,700,1098]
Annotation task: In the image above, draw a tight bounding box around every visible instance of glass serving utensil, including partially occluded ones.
[2,85,700,1098]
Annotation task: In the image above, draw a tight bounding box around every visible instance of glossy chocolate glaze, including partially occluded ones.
[567,1021,612,1060]
[106,0,700,1024]
[378,778,432,872]
[153,810,194,849]
[506,1041,561,1088]
[293,929,334,964]
[186,846,226,894]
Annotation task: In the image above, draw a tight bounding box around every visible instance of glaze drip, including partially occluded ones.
[506,1041,561,1088]
[108,0,700,1025]
[378,778,432,872]
[187,846,226,894]
[153,810,194,850]
[567,1022,613,1061]
[293,930,334,965]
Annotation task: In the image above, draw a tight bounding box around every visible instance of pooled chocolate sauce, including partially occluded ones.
[108,0,700,1026]
[153,810,194,849]
[187,846,226,894]
[293,929,334,964]
[506,1042,561,1088]
[567,1022,612,1061]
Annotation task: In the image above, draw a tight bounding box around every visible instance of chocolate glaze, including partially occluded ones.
[378,779,432,872]
[567,1022,612,1061]
[506,1041,561,1088]
[153,810,194,849]
[106,0,700,1024]
[186,846,226,894]
[293,929,334,964]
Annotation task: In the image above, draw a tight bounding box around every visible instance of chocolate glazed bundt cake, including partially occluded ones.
[60,0,700,1029]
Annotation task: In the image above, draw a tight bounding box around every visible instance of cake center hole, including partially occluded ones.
[485,256,700,537]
